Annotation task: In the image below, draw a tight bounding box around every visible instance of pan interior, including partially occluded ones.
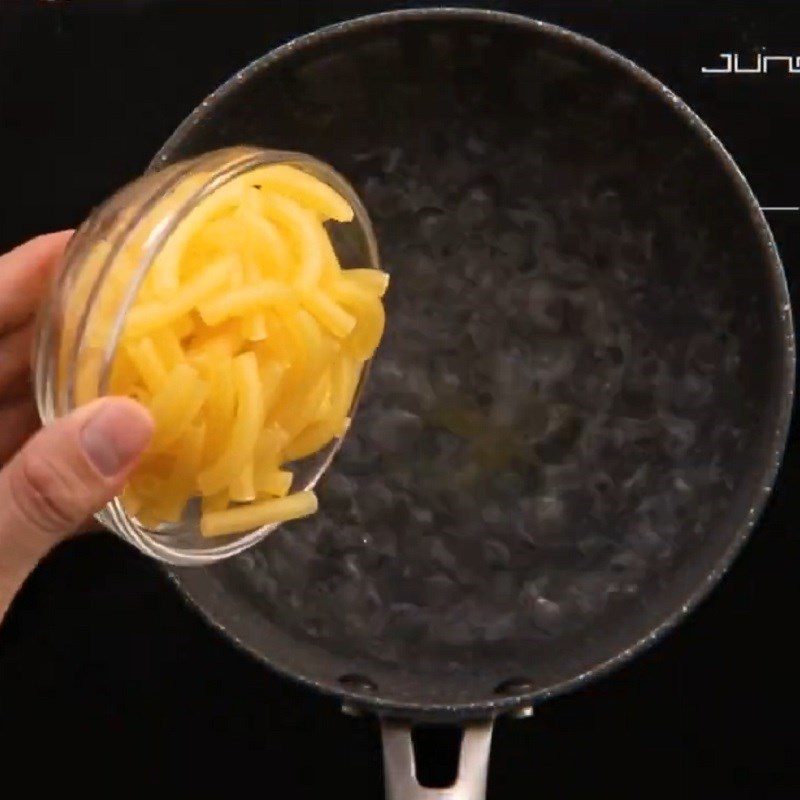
[167,13,791,712]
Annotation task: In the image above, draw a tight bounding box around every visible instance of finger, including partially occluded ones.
[78,518,106,534]
[0,399,39,466]
[0,230,74,335]
[0,397,153,619]
[0,323,34,393]
[0,395,153,542]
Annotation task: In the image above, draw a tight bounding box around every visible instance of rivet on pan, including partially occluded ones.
[339,673,379,692]
[495,678,536,719]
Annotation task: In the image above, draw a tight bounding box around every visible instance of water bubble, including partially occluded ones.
[233,97,746,664]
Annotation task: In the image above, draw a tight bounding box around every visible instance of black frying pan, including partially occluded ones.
[155,10,794,798]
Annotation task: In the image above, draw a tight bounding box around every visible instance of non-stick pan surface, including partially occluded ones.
[161,10,793,720]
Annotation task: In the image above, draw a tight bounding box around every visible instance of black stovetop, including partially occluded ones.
[1,1,797,795]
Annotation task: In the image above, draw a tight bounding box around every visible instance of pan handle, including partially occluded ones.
[380,719,494,800]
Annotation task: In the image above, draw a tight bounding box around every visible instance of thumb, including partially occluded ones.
[0,397,153,618]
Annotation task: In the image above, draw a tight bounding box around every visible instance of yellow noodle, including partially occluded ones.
[200,491,318,538]
[251,163,354,222]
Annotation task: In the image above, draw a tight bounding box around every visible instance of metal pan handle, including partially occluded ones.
[380,719,494,800]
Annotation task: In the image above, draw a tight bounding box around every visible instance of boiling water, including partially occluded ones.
[227,98,746,667]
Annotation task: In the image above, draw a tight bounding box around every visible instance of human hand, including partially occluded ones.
[0,233,154,622]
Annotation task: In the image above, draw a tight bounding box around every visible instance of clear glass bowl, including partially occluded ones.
[33,145,379,566]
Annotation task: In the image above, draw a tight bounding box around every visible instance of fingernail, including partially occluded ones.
[80,399,154,476]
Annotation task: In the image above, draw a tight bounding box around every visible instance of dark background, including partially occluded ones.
[1,1,798,796]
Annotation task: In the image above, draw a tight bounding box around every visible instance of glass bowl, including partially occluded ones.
[34,145,379,566]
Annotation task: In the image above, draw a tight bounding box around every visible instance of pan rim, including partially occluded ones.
[159,7,796,721]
